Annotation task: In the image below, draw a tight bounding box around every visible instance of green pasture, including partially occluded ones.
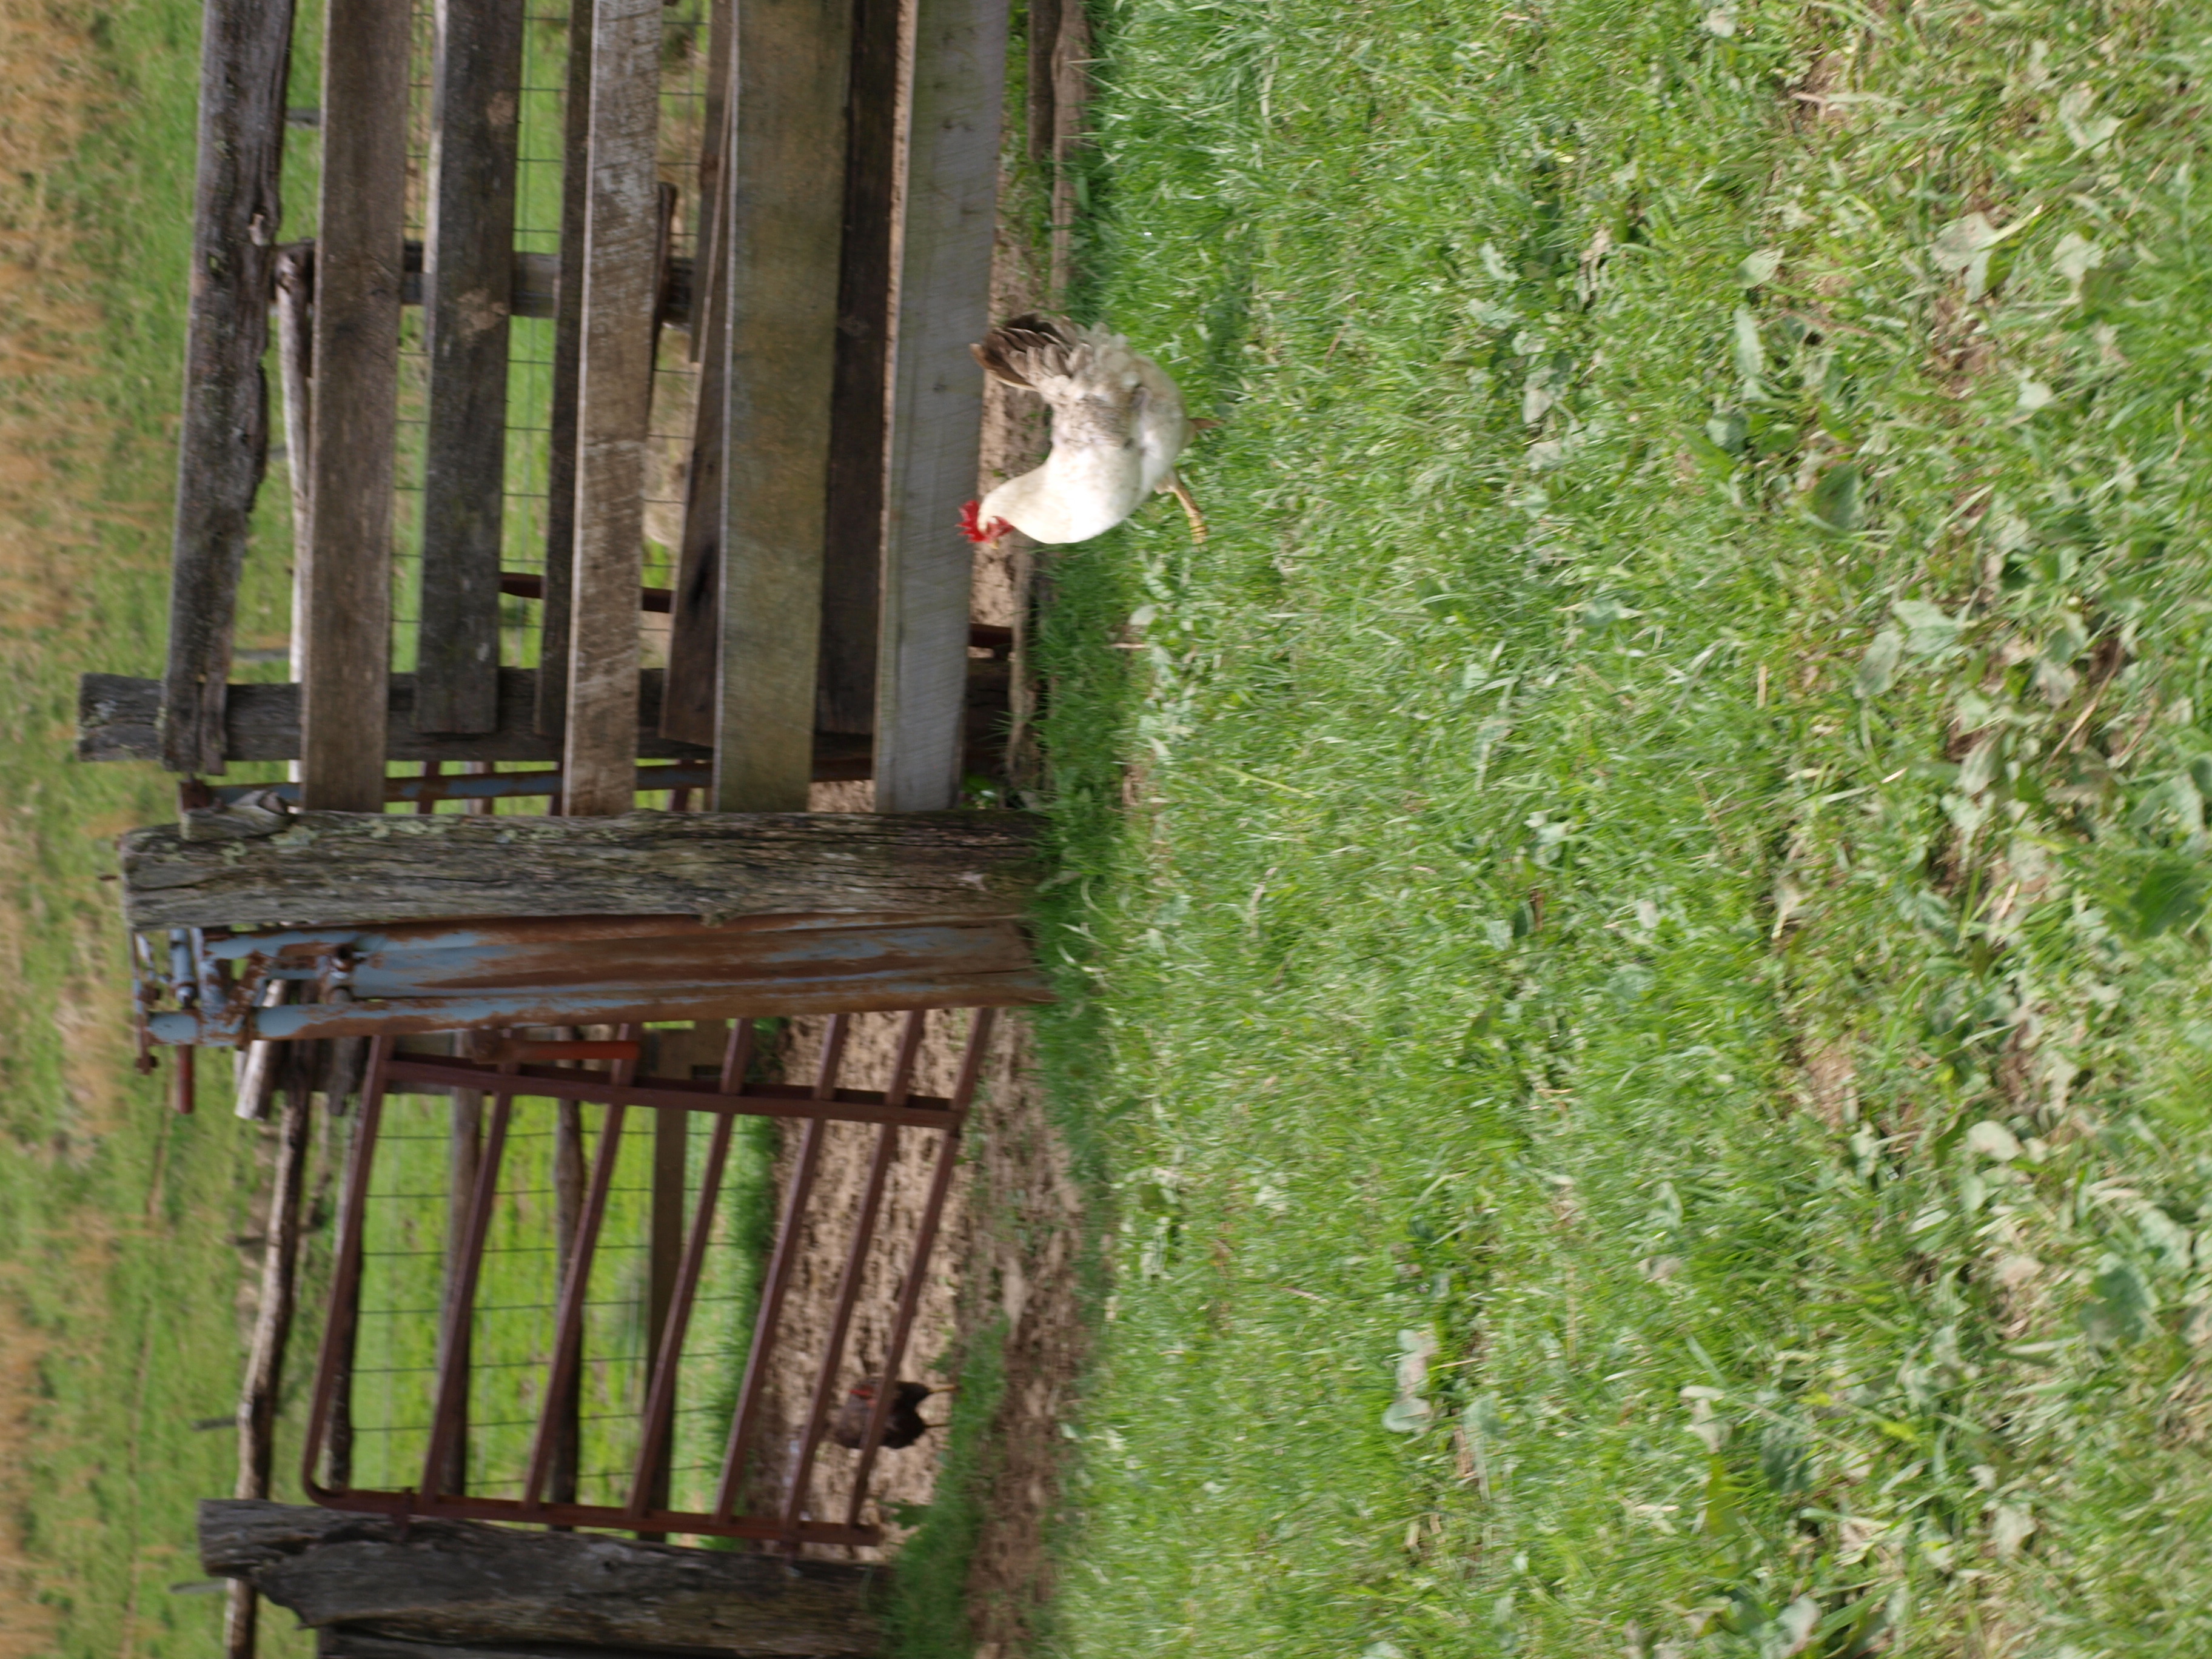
[1020,0,2212,1654]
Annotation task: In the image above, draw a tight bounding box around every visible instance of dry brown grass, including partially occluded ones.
[0,0,112,634]
[0,0,130,1645]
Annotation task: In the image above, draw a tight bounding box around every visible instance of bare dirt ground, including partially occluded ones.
[748,127,1096,1650]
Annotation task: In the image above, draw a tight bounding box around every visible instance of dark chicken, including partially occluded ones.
[829,1377,944,1451]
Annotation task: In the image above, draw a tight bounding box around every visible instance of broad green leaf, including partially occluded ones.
[1855,629,1904,697]
[2129,856,2209,937]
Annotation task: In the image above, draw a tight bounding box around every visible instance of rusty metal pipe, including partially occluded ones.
[625,1110,734,1518]
[782,1116,898,1544]
[382,1056,965,1128]
[843,1008,994,1525]
[521,1098,629,1508]
[418,1087,515,1498]
[306,1483,880,1545]
[301,1037,392,1498]
[711,1014,848,1521]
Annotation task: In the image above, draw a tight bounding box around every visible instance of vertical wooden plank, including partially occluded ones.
[561,0,663,816]
[874,0,1009,811]
[1047,0,1090,300]
[535,0,594,740]
[300,0,411,812]
[274,243,315,688]
[415,0,528,734]
[162,0,297,774]
[658,0,731,745]
[813,0,901,739]
[1024,0,1059,166]
[657,173,726,748]
[712,0,853,811]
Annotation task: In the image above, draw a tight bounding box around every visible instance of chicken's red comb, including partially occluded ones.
[959,500,1012,544]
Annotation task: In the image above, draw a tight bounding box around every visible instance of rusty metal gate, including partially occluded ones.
[303,1008,994,1547]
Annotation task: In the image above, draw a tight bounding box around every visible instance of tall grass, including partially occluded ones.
[1025,0,2212,1653]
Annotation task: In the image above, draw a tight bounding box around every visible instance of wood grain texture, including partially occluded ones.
[162,0,297,773]
[275,244,315,681]
[77,661,1009,769]
[714,0,853,810]
[202,1502,887,1657]
[562,0,663,813]
[535,0,593,739]
[814,0,901,737]
[875,0,1009,811]
[415,0,527,734]
[301,0,411,810]
[659,101,729,748]
[1024,0,1059,164]
[121,810,1041,931]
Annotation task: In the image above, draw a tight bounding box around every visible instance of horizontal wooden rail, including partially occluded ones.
[78,660,1009,768]
[119,808,1042,931]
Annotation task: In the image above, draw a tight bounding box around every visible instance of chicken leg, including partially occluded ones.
[1168,476,1208,544]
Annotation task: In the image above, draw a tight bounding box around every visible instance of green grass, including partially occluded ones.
[0,0,317,1648]
[1018,1,2212,1654]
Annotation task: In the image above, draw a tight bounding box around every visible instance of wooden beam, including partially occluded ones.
[83,670,699,765]
[415,0,528,734]
[162,0,297,774]
[76,660,1007,768]
[1025,0,1059,166]
[274,244,315,679]
[813,0,902,739]
[658,100,731,749]
[201,1501,889,1657]
[121,809,1042,932]
[562,0,663,814]
[713,0,853,810]
[301,0,411,810]
[535,0,594,740]
[874,0,1009,811]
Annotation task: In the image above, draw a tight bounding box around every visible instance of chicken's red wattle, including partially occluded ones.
[959,500,1013,544]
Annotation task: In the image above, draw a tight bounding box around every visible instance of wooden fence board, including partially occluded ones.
[201,1501,888,1656]
[813,0,902,739]
[300,0,411,811]
[161,0,297,773]
[274,244,315,680]
[415,0,528,734]
[713,0,853,811]
[659,95,731,749]
[563,0,664,814]
[121,810,1042,932]
[535,0,594,740]
[77,660,1007,769]
[874,0,1010,811]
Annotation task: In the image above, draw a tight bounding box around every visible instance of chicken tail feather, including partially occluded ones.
[972,312,1083,389]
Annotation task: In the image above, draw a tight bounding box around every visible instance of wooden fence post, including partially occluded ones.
[561,0,663,815]
[712,0,853,811]
[300,0,410,811]
[162,0,297,774]
[874,0,1009,811]
[416,0,528,734]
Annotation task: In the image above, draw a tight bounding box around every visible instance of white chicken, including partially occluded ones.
[962,313,1208,550]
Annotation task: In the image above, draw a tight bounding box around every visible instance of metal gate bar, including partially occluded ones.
[303,1010,993,1546]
